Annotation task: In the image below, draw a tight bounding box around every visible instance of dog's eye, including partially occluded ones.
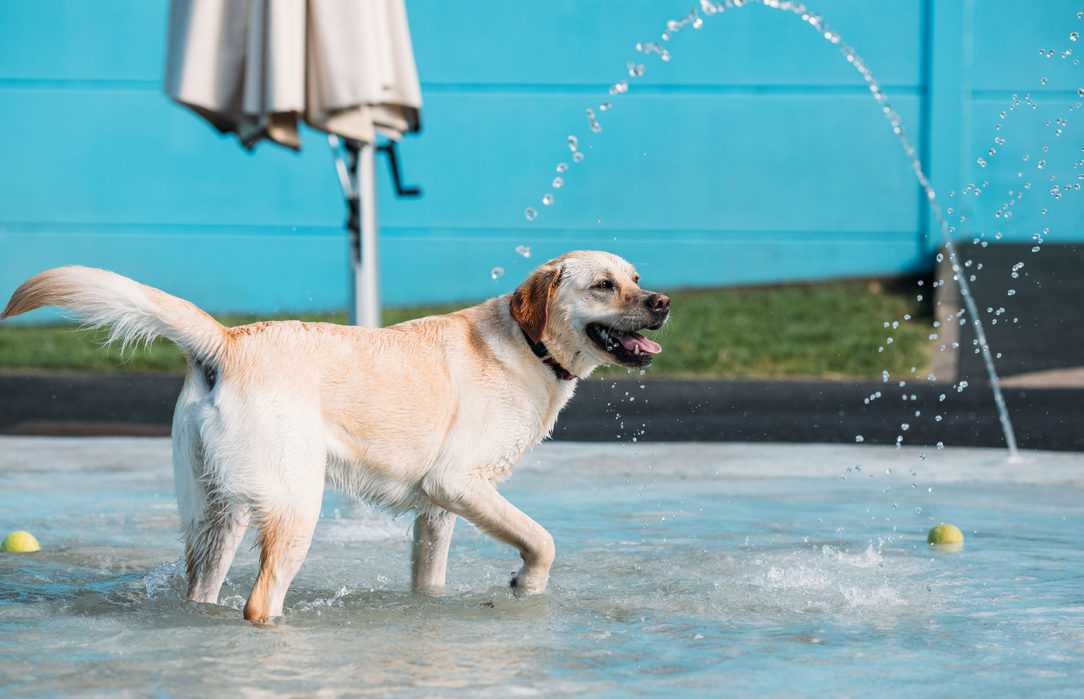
[592,280,615,292]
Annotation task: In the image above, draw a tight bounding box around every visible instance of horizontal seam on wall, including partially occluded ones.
[971,88,1081,99]
[0,78,160,90]
[0,78,924,97]
[0,224,919,238]
[421,83,926,96]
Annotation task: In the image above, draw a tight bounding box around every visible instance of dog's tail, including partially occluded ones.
[2,266,228,363]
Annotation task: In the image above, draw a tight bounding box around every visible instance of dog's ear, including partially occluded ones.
[510,265,562,343]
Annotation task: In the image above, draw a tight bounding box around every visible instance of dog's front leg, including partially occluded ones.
[411,509,456,592]
[425,477,555,594]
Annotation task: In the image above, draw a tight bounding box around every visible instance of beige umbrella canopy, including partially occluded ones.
[165,0,422,149]
[163,0,424,327]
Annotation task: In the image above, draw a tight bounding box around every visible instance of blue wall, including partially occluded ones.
[1,0,1081,318]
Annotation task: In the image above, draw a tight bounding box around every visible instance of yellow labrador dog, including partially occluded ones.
[2,250,669,622]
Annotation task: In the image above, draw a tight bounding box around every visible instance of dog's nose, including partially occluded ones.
[645,293,671,313]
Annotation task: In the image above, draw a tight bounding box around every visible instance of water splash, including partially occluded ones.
[510,0,1046,458]
[143,559,185,599]
[697,0,1019,457]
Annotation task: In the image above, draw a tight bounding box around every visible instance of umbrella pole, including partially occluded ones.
[352,142,381,327]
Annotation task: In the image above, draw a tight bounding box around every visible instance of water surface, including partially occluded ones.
[1,438,1082,697]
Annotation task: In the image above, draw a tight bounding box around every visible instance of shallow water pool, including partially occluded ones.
[1,438,1082,697]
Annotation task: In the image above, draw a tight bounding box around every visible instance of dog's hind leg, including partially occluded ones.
[243,494,323,624]
[184,504,250,604]
[242,442,327,624]
[173,376,250,604]
[411,509,456,592]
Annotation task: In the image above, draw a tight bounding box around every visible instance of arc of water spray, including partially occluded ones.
[695,0,1019,457]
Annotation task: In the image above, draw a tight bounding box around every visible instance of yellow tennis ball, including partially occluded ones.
[1,530,41,553]
[927,523,964,549]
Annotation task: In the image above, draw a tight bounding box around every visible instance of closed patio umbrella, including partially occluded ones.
[164,0,423,326]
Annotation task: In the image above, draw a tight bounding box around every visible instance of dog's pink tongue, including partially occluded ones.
[619,333,662,355]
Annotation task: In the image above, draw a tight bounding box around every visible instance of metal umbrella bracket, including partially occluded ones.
[164,0,424,326]
[329,136,422,326]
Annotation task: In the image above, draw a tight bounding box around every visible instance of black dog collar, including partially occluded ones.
[519,329,576,381]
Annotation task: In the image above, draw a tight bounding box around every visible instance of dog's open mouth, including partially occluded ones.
[586,322,663,367]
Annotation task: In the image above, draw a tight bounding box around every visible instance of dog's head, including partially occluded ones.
[510,250,670,376]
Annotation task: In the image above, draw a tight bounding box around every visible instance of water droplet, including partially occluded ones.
[542,194,554,206]
[556,163,568,173]
[1072,31,1080,42]
[609,80,630,95]
[1040,76,1049,85]
[599,102,612,112]
[1007,289,1016,296]
[573,152,585,163]
[524,207,537,222]
[552,177,564,189]
[515,245,532,258]
[855,435,865,443]
[567,135,578,152]
[490,267,505,280]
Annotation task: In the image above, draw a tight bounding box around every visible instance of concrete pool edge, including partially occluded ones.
[2,372,1082,451]
[1,437,1081,487]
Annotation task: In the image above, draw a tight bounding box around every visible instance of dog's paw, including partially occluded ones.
[509,567,548,595]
